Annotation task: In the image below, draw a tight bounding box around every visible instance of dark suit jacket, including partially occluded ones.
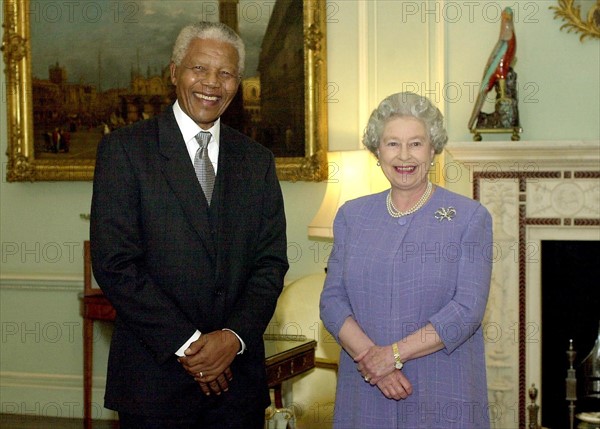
[90,107,288,417]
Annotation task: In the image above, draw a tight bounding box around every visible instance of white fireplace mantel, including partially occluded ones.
[444,140,600,429]
[446,140,600,169]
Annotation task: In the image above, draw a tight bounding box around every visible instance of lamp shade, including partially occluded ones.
[308,150,389,239]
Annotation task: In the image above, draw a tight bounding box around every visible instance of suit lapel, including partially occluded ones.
[212,124,249,275]
[213,124,248,209]
[156,109,217,261]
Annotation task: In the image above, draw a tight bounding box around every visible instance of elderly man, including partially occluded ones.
[90,21,288,429]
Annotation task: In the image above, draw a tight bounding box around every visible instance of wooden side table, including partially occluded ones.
[264,336,316,427]
[264,337,316,406]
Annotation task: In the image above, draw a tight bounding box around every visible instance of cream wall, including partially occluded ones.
[1,0,599,420]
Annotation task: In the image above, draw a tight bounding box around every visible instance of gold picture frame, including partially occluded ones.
[550,0,600,41]
[1,0,328,182]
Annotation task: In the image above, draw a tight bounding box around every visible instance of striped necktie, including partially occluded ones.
[194,131,215,205]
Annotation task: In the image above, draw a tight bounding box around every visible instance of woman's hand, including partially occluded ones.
[376,370,413,400]
[355,344,396,384]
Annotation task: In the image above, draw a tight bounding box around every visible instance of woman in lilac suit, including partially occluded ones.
[320,92,493,429]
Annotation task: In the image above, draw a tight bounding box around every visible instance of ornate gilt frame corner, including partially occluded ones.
[2,0,34,182]
[550,0,600,41]
[2,0,328,182]
[276,0,329,182]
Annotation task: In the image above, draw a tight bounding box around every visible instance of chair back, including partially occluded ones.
[83,240,103,296]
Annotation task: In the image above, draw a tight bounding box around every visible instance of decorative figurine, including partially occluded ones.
[469,7,522,141]
[528,383,540,429]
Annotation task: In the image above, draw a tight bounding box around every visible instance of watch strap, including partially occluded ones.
[392,342,404,370]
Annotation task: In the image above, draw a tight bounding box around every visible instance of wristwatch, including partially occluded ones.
[392,342,404,370]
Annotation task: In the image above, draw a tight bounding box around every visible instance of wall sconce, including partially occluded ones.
[308,150,389,240]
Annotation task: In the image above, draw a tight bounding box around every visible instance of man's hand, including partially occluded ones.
[194,367,233,396]
[178,330,240,395]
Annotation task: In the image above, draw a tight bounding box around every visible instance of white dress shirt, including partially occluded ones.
[173,100,219,173]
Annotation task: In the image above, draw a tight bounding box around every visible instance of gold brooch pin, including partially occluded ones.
[434,207,456,222]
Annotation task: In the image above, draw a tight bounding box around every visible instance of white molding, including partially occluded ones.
[0,371,116,420]
[445,140,600,169]
[357,0,376,148]
[0,371,105,391]
[427,1,447,115]
[0,274,82,291]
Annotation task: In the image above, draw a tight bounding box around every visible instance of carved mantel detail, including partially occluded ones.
[445,140,600,429]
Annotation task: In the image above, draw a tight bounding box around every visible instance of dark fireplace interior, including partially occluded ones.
[541,240,600,428]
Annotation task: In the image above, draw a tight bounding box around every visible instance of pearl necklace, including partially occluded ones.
[386,181,433,218]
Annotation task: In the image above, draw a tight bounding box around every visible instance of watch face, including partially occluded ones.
[395,361,404,370]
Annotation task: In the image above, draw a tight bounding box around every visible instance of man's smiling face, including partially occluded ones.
[170,38,241,130]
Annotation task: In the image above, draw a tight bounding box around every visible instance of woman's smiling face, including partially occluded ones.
[377,116,435,192]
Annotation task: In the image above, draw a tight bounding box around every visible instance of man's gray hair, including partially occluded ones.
[171,22,245,76]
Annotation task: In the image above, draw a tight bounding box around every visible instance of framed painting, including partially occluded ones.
[1,0,328,182]
[550,0,600,41]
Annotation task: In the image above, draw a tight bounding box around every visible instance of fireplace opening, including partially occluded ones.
[541,240,600,428]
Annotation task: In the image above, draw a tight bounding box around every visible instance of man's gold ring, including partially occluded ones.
[199,371,204,378]
[364,376,370,382]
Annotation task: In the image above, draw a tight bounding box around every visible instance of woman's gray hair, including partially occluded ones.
[171,22,245,76]
[362,92,448,155]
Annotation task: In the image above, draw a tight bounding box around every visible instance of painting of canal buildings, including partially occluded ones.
[3,0,328,181]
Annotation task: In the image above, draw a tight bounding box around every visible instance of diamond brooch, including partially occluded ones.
[434,207,456,222]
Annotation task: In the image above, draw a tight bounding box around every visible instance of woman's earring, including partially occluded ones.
[377,160,381,167]
[430,161,434,166]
